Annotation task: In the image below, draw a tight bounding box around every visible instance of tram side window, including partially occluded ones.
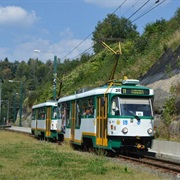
[32,109,36,120]
[66,102,70,126]
[38,107,45,120]
[61,102,70,128]
[58,104,62,119]
[81,100,87,116]
[37,109,40,119]
[88,98,94,116]
[111,96,120,116]
[80,97,94,117]
[76,101,81,127]
[52,107,58,118]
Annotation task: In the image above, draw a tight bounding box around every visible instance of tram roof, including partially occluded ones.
[58,84,154,103]
[32,101,57,109]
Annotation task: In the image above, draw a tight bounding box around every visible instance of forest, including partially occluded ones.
[0,7,180,126]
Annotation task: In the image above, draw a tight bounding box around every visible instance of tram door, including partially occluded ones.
[71,101,76,141]
[46,107,51,137]
[96,96,108,146]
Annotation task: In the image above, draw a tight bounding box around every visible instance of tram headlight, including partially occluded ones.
[147,128,153,134]
[122,127,128,134]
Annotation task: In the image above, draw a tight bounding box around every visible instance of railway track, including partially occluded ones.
[118,154,180,178]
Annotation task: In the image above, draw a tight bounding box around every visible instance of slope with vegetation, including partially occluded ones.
[0,7,179,140]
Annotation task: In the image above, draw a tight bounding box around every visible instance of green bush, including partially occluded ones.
[162,86,177,125]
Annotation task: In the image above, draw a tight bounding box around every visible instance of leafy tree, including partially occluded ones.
[36,64,50,83]
[80,53,92,64]
[12,61,20,77]
[92,14,139,53]
[144,19,167,37]
[46,59,53,67]
[174,7,180,27]
[162,86,178,140]
[134,35,149,53]
[0,58,14,79]
[15,61,29,80]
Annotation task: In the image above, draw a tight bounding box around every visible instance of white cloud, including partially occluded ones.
[59,28,74,39]
[1,27,92,62]
[14,38,51,61]
[0,6,38,27]
[40,29,50,35]
[3,36,93,62]
[52,38,93,61]
[30,29,93,62]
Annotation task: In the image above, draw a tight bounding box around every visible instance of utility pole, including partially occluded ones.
[8,80,23,127]
[53,55,57,100]
[1,100,9,125]
[19,82,23,127]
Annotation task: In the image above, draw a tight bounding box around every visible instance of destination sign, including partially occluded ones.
[122,88,149,95]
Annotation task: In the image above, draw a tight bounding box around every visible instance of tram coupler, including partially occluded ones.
[136,143,145,149]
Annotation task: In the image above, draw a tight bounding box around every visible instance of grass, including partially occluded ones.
[0,131,164,180]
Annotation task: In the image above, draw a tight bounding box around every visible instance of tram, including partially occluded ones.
[31,101,58,140]
[56,79,154,152]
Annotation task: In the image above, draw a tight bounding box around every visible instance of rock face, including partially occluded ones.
[147,74,180,108]
[140,46,180,84]
[139,45,180,139]
[169,119,180,135]
[140,46,180,109]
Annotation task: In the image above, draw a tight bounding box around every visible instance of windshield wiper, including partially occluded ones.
[134,115,140,121]
[128,110,140,121]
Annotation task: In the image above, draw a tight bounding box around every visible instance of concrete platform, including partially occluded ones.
[6,126,31,134]
[149,139,180,162]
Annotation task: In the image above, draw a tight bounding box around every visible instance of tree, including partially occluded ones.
[174,7,180,26]
[0,58,14,80]
[92,14,139,54]
[15,61,29,80]
[80,53,92,64]
[144,19,167,37]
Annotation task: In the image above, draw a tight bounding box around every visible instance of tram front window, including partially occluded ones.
[120,98,152,117]
[111,97,153,117]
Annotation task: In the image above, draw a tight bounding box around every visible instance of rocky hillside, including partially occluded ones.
[140,45,180,139]
[140,45,180,108]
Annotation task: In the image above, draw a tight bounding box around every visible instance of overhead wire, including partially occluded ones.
[138,0,161,15]
[111,0,128,14]
[122,0,140,17]
[71,46,93,60]
[61,33,92,60]
[127,0,150,20]
[61,0,128,61]
[132,0,166,23]
[61,0,166,61]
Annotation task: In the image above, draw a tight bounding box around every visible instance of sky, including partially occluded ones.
[0,0,179,62]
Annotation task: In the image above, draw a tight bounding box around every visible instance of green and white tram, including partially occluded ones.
[31,101,58,140]
[57,79,154,152]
